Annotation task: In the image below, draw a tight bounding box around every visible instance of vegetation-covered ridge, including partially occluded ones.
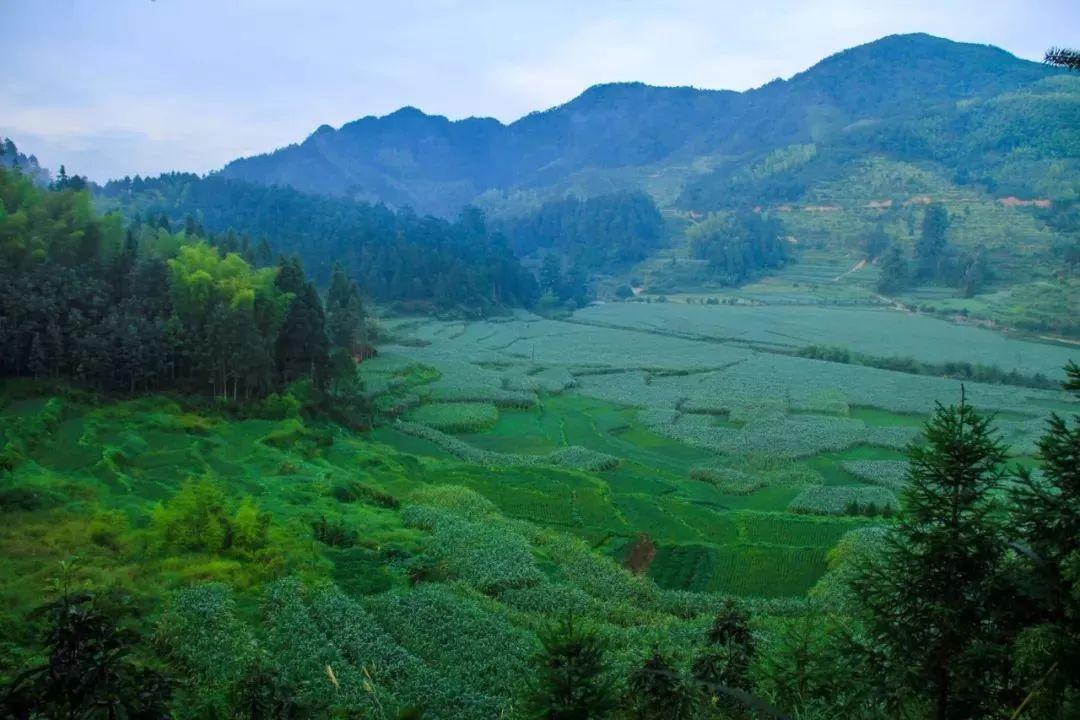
[98,172,538,313]
[0,165,370,408]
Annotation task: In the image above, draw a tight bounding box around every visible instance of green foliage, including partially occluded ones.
[405,402,499,432]
[624,648,698,720]
[849,396,1015,718]
[100,175,539,312]
[686,210,788,284]
[403,504,543,592]
[521,616,618,720]
[395,420,619,471]
[503,191,664,269]
[787,485,899,516]
[2,588,170,719]
[151,479,270,554]
[1005,361,1080,716]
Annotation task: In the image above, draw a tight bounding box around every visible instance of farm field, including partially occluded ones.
[363,302,1076,603]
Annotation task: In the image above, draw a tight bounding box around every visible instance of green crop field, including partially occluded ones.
[360,302,1076,606]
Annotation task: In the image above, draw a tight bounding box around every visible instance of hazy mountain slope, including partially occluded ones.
[220,34,1069,216]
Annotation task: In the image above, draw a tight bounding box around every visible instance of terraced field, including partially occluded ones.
[364,303,1076,599]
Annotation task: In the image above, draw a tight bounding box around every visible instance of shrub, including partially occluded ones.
[312,515,357,548]
[151,480,270,553]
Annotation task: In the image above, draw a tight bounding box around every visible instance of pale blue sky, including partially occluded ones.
[2,0,1077,181]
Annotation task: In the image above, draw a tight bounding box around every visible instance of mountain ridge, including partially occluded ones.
[219,32,1070,216]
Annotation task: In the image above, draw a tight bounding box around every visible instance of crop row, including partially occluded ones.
[404,402,499,433]
[394,420,619,471]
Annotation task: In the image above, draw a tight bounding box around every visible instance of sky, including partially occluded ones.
[2,0,1078,182]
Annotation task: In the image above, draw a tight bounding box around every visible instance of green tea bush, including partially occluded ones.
[404,402,498,432]
[408,484,497,520]
[809,526,891,609]
[787,485,899,516]
[261,578,372,715]
[545,535,660,610]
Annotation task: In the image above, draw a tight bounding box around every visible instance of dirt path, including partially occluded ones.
[833,258,867,282]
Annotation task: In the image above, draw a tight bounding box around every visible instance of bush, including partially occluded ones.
[312,515,357,548]
[151,480,270,553]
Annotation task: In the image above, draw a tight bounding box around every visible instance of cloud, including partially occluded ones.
[1,0,1076,180]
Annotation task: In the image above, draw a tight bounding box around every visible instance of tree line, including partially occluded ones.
[0,166,370,405]
[873,203,990,297]
[98,173,539,314]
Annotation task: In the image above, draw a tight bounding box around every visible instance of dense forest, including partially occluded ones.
[686,211,789,284]
[99,173,538,313]
[0,166,369,408]
[500,191,664,269]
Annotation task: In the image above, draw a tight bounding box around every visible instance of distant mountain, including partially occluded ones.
[219,34,1074,216]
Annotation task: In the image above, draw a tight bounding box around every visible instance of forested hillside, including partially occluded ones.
[0,167,370,406]
[220,34,1073,216]
[98,173,538,313]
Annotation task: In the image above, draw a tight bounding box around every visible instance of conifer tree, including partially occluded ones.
[625,648,697,720]
[849,392,1012,719]
[1008,361,1080,717]
[915,203,949,280]
[522,616,616,720]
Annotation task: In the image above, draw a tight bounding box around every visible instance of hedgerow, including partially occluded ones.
[787,485,900,516]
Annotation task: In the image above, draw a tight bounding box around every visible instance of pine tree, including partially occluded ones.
[625,648,698,720]
[849,392,1013,719]
[522,616,616,720]
[1008,361,1080,717]
[915,203,949,281]
[540,254,562,296]
[1,583,171,718]
[693,599,756,692]
[876,244,909,294]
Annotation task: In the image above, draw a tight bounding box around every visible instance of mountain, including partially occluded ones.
[219,34,1074,216]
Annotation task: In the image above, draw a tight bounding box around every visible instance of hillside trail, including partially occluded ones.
[832,258,866,281]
